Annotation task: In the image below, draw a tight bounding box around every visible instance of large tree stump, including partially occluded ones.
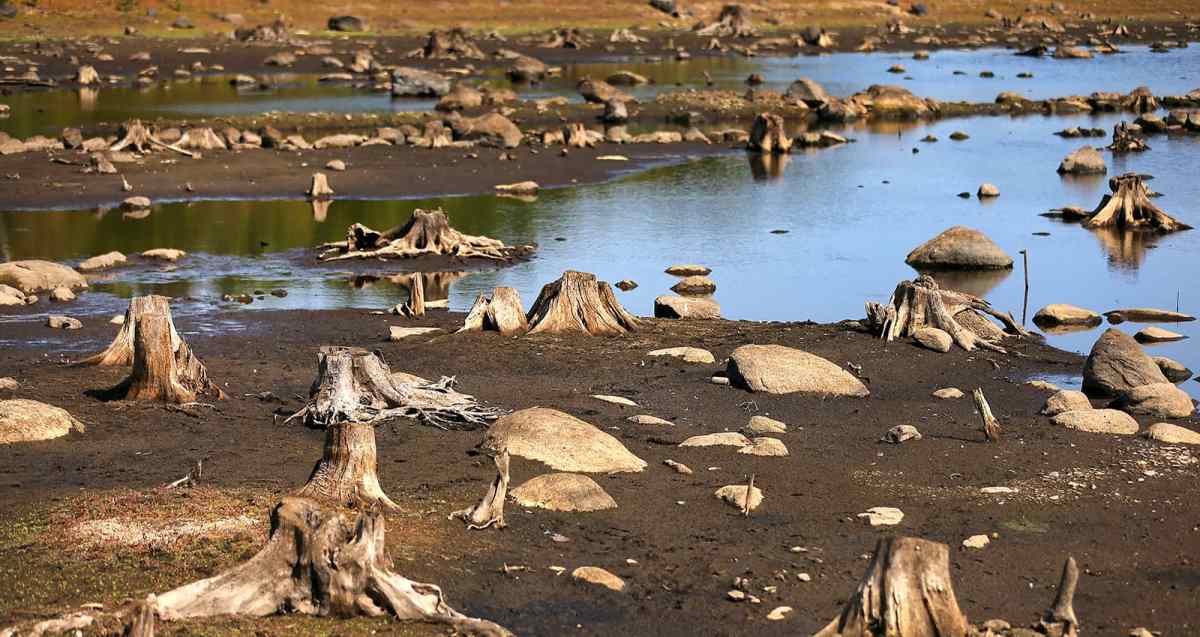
[449,450,509,529]
[103,298,223,403]
[865,275,1028,353]
[1083,173,1191,232]
[525,271,638,336]
[815,537,969,637]
[317,208,533,262]
[397,274,426,317]
[78,295,181,366]
[422,28,485,59]
[748,112,792,154]
[1107,122,1148,153]
[458,287,528,335]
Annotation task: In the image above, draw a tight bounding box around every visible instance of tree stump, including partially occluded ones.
[526,271,638,336]
[78,295,181,366]
[458,287,528,335]
[865,275,1028,353]
[397,274,426,317]
[299,420,398,510]
[696,4,756,37]
[1107,122,1148,153]
[748,113,792,154]
[1040,557,1080,637]
[449,450,509,529]
[308,172,334,200]
[564,122,594,148]
[814,537,969,637]
[422,28,485,59]
[317,208,533,262]
[109,119,197,157]
[1083,173,1191,232]
[103,298,223,403]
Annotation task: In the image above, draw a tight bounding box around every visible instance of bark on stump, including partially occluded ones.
[525,271,638,336]
[102,297,223,403]
[317,208,532,262]
[308,172,334,200]
[78,295,181,366]
[397,274,426,317]
[299,420,398,510]
[1083,173,1191,232]
[815,537,969,637]
[458,287,528,335]
[748,113,792,154]
[865,275,1028,353]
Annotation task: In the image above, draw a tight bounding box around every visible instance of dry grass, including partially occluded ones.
[0,0,1194,39]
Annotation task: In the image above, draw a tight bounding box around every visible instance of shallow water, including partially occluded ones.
[2,46,1196,138]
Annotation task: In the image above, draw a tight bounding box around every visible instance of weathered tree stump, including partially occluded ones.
[526,271,638,336]
[78,295,180,366]
[458,287,528,335]
[449,450,509,529]
[109,119,197,157]
[1040,557,1080,637]
[748,112,792,154]
[317,208,532,262]
[865,275,1028,353]
[422,28,485,59]
[1107,122,1148,153]
[564,122,594,148]
[696,4,756,37]
[102,298,223,403]
[1083,173,1191,232]
[308,172,334,200]
[397,274,426,317]
[815,537,969,637]
[299,420,398,510]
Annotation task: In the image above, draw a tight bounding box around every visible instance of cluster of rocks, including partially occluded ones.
[654,263,721,319]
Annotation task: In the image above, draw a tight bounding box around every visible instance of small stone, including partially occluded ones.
[883,425,922,443]
[1025,380,1060,392]
[766,606,793,621]
[727,590,747,601]
[977,183,1000,198]
[962,534,990,549]
[592,394,637,407]
[710,376,730,385]
[110,314,125,325]
[857,507,903,526]
[648,347,716,364]
[715,484,763,512]
[141,248,186,262]
[325,159,346,171]
[744,415,787,435]
[737,437,789,457]
[797,572,812,582]
[571,566,625,592]
[664,459,693,475]
[980,486,1016,494]
[494,181,539,195]
[949,131,969,141]
[1041,390,1092,417]
[628,414,672,426]
[615,279,638,291]
[681,432,750,448]
[932,387,964,399]
[46,315,82,329]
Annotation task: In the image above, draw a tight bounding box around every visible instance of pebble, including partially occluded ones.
[962,534,991,549]
[325,159,346,171]
[664,459,693,475]
[571,566,625,592]
[710,376,730,386]
[980,486,1016,494]
[766,606,793,621]
[797,572,812,582]
[932,387,964,399]
[857,506,904,526]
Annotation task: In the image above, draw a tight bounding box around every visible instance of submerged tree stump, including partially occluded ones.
[397,274,426,317]
[748,112,792,154]
[1107,122,1148,153]
[815,537,969,637]
[865,275,1028,353]
[317,208,532,262]
[526,271,638,336]
[308,172,334,200]
[102,297,223,403]
[458,287,528,335]
[1083,173,1191,232]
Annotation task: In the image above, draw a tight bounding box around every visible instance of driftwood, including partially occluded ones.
[100,296,224,403]
[973,388,1001,442]
[865,275,1028,353]
[1083,173,1191,232]
[1107,122,1148,153]
[317,208,532,262]
[526,271,638,336]
[1040,557,1080,637]
[458,287,528,335]
[449,450,509,529]
[108,119,198,157]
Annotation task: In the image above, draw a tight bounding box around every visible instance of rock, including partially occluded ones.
[264,52,297,67]
[1051,409,1139,435]
[738,437,789,456]
[327,15,365,32]
[436,84,483,111]
[1143,422,1200,445]
[745,415,787,435]
[905,226,1013,270]
[977,183,1000,198]
[664,459,692,474]
[1041,390,1092,416]
[578,78,632,104]
[606,70,648,85]
[1111,383,1194,418]
[122,196,151,209]
[949,131,969,141]
[647,347,716,364]
[0,399,85,444]
[313,134,365,149]
[0,285,28,306]
[715,484,763,512]
[1026,380,1061,392]
[171,16,193,29]
[511,473,617,512]
[1057,146,1107,175]
[482,408,646,473]
[142,248,186,262]
[1033,304,1102,328]
[388,326,442,341]
[507,55,547,82]
[655,295,721,319]
[0,261,87,294]
[447,112,523,148]
[46,315,82,329]
[1082,328,1168,397]
[912,327,952,353]
[77,251,127,273]
[0,378,17,391]
[786,78,831,107]
[1153,356,1192,383]
[494,181,539,195]
[883,425,922,443]
[766,606,793,621]
[887,64,906,74]
[665,264,711,276]
[1105,308,1196,323]
[980,486,1015,495]
[592,395,637,407]
[680,432,750,448]
[727,344,869,397]
[1135,327,1186,343]
[1054,46,1092,59]
[628,415,672,426]
[962,534,990,549]
[325,159,347,172]
[858,507,904,526]
[391,67,450,97]
[670,275,716,295]
[571,566,625,592]
[932,387,964,399]
[49,287,76,302]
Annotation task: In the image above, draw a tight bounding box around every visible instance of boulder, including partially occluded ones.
[49,287,76,302]
[912,327,952,353]
[905,226,1013,270]
[47,315,82,329]
[0,260,87,293]
[0,285,30,306]
[436,85,483,111]
[680,432,750,448]
[1040,390,1092,416]
[977,183,1000,198]
[578,78,632,104]
[647,347,716,364]
[511,473,618,512]
[1051,409,1139,435]
[670,275,716,295]
[726,344,869,397]
[1033,304,1102,328]
[142,248,186,262]
[572,566,625,592]
[327,15,365,32]
[786,78,831,107]
[481,407,646,473]
[744,415,787,434]
[1152,356,1192,383]
[665,264,711,276]
[0,399,85,444]
[737,437,789,456]
[446,112,523,148]
[1135,327,1186,343]
[1082,328,1168,397]
[1057,146,1106,175]
[390,67,451,97]
[851,84,934,119]
[0,378,17,391]
[715,484,763,512]
[1143,422,1200,445]
[1111,383,1195,418]
[655,295,721,319]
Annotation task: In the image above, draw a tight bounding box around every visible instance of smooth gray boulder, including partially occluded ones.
[1082,328,1168,397]
[726,344,869,397]
[905,226,1013,270]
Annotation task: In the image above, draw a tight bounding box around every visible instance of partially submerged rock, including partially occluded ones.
[1051,409,1139,434]
[670,275,716,295]
[1033,304,1102,328]
[482,407,646,473]
[665,264,711,276]
[726,344,869,397]
[511,473,617,512]
[142,248,186,262]
[46,315,82,329]
[1057,146,1107,175]
[0,260,87,293]
[390,67,451,97]
[1135,327,1186,343]
[0,399,85,444]
[905,226,1013,270]
[78,251,127,272]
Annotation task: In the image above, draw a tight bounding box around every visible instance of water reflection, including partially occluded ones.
[924,268,1011,298]
[748,153,789,180]
[1090,227,1156,270]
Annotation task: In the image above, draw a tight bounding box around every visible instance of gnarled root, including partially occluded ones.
[1083,173,1191,232]
[285,346,504,430]
[109,119,198,157]
[317,208,534,262]
[449,450,509,529]
[102,298,224,403]
[458,287,528,335]
[814,537,969,637]
[865,275,1028,353]
[526,270,638,336]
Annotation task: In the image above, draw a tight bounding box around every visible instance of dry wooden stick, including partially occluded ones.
[743,474,755,516]
[972,388,1001,442]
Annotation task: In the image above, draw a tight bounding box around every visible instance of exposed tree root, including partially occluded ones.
[1107,122,1148,153]
[458,287,528,335]
[100,297,224,403]
[449,450,509,529]
[865,275,1028,353]
[526,271,638,336]
[108,119,198,157]
[317,208,533,262]
[1083,173,1191,232]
